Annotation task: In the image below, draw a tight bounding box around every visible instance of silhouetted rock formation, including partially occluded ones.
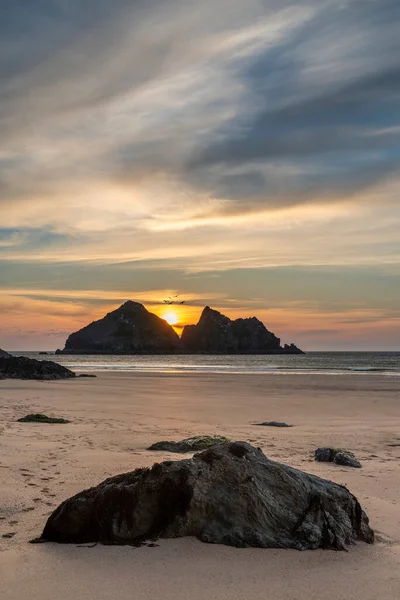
[57,302,303,355]
[283,343,303,354]
[58,301,182,355]
[0,355,76,380]
[35,442,373,550]
[315,448,362,468]
[181,306,303,354]
[0,348,11,358]
[148,435,230,453]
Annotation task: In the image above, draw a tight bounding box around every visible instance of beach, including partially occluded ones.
[1,372,399,599]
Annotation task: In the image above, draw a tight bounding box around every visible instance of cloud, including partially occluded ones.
[184,2,400,207]
[2,0,399,216]
[1,1,400,349]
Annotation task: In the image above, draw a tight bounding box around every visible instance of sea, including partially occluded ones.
[10,351,400,376]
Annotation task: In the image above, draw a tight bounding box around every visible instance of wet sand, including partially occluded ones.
[1,372,399,599]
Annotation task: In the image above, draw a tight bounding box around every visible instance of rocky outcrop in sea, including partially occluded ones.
[58,301,182,355]
[181,306,303,354]
[57,301,303,355]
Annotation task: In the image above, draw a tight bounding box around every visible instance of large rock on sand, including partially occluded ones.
[0,355,75,380]
[58,301,182,354]
[36,442,373,550]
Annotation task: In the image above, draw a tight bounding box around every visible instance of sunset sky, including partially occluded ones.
[1,0,400,350]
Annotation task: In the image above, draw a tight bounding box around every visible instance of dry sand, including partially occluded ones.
[0,372,399,599]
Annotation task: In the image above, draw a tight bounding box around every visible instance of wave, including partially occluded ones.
[17,351,399,376]
[69,364,399,376]
[346,367,389,372]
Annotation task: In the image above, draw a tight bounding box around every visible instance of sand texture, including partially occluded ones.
[1,372,399,599]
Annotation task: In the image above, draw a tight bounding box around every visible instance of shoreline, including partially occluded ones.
[72,368,400,376]
[7,349,400,378]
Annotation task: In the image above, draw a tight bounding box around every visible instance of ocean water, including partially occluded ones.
[10,351,400,376]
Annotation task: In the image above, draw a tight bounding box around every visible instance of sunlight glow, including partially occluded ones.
[163,310,178,325]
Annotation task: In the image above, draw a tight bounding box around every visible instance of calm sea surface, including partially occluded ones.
[11,351,400,376]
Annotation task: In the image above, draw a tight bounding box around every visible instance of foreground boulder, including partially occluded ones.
[17,413,70,424]
[315,448,362,468]
[57,301,182,354]
[148,435,230,453]
[0,355,76,380]
[0,348,11,358]
[36,442,373,550]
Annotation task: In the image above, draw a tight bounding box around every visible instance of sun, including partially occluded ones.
[163,310,178,325]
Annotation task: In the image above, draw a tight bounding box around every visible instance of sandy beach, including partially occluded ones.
[1,372,399,599]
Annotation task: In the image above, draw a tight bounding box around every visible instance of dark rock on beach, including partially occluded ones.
[315,447,362,468]
[148,435,230,453]
[36,442,373,550]
[255,421,293,427]
[0,348,11,358]
[78,373,97,378]
[181,306,304,354]
[0,355,76,380]
[17,413,70,424]
[58,301,182,355]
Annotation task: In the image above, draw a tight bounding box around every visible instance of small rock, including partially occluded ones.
[148,435,230,453]
[315,447,361,468]
[17,413,70,424]
[255,421,293,427]
[78,374,97,378]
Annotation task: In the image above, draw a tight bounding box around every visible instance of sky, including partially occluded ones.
[1,0,400,351]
